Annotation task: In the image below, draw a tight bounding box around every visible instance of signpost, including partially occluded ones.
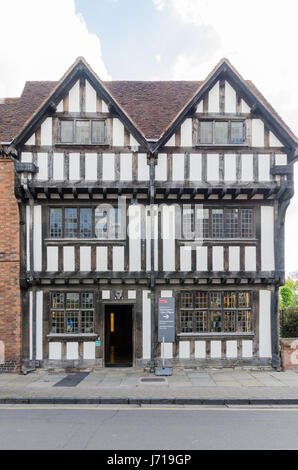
[155,297,175,376]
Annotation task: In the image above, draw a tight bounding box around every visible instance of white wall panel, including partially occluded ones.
[275,154,287,166]
[179,341,190,359]
[166,134,175,146]
[47,246,58,271]
[226,340,237,358]
[129,205,141,271]
[196,100,203,112]
[68,81,80,112]
[56,100,63,112]
[252,119,265,147]
[162,205,175,271]
[155,154,167,181]
[21,152,32,163]
[96,246,108,271]
[224,154,236,181]
[210,341,222,358]
[26,206,30,270]
[113,246,124,271]
[180,118,192,146]
[189,154,202,181]
[112,118,124,146]
[85,153,98,180]
[229,246,240,271]
[161,343,173,359]
[225,81,236,113]
[195,341,206,358]
[196,246,208,271]
[259,290,272,357]
[242,340,253,358]
[261,206,275,271]
[40,118,52,146]
[85,80,97,112]
[83,342,96,360]
[245,246,256,271]
[80,246,91,271]
[63,246,75,272]
[241,100,250,113]
[37,153,48,180]
[241,154,254,181]
[172,153,184,181]
[142,290,151,359]
[130,133,139,147]
[34,205,42,271]
[258,154,271,181]
[207,154,219,181]
[49,342,62,360]
[212,246,224,271]
[208,81,220,112]
[120,153,132,181]
[53,153,64,181]
[69,153,81,181]
[102,100,109,113]
[25,133,35,145]
[66,342,79,360]
[36,291,43,361]
[102,153,115,181]
[180,246,192,271]
[138,154,149,180]
[269,131,283,147]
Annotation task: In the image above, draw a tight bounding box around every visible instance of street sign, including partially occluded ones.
[158,297,175,343]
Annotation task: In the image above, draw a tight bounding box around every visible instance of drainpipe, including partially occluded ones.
[148,153,156,372]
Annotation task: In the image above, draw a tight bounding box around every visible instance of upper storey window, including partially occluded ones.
[199,120,245,145]
[59,119,106,144]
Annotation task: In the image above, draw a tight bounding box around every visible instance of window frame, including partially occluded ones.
[198,119,246,145]
[50,291,95,335]
[59,118,106,145]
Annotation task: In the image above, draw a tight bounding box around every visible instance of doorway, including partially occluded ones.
[105,305,133,367]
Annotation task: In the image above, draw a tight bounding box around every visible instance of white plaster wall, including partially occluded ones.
[29,291,32,360]
[128,290,136,299]
[208,81,220,112]
[47,246,58,271]
[245,246,256,271]
[56,100,63,113]
[189,154,202,181]
[36,153,48,180]
[113,246,124,271]
[85,153,98,180]
[26,205,30,270]
[195,341,206,358]
[96,246,108,271]
[40,118,52,146]
[53,153,64,181]
[212,246,224,271]
[68,81,80,112]
[69,153,81,181]
[197,246,208,271]
[102,100,109,113]
[112,118,124,146]
[226,340,237,358]
[155,154,167,181]
[242,340,253,358]
[180,246,192,271]
[275,154,287,165]
[138,154,149,180]
[63,246,75,271]
[196,100,203,113]
[241,154,254,181]
[25,133,35,145]
[83,342,96,360]
[207,154,219,181]
[229,246,240,271]
[210,341,222,358]
[224,154,236,181]
[259,290,272,358]
[261,206,275,271]
[85,80,97,113]
[102,153,115,181]
[21,152,32,163]
[241,100,250,113]
[129,205,141,271]
[166,134,175,146]
[180,118,192,146]
[130,133,139,147]
[269,131,283,147]
[36,291,43,361]
[34,205,42,271]
[142,290,151,360]
[224,81,236,113]
[80,246,91,271]
[161,342,173,359]
[172,153,184,181]
[162,205,175,271]
[252,119,265,147]
[49,342,62,360]
[102,290,110,300]
[179,341,190,359]
[66,342,79,360]
[258,154,271,181]
[120,153,132,181]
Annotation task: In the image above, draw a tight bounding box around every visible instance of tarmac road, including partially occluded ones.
[0,405,297,450]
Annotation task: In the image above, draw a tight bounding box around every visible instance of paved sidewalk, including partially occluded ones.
[0,368,298,402]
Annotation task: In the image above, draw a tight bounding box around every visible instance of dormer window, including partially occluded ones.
[59,119,106,144]
[199,120,245,145]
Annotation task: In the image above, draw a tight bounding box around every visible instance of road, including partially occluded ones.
[0,405,297,450]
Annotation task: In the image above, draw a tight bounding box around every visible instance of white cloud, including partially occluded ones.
[0,0,110,98]
[153,0,166,11]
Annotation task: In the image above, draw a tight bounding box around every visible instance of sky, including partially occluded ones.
[0,0,297,275]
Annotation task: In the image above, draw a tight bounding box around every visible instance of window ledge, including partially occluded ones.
[195,144,248,147]
[177,332,254,339]
[47,333,97,339]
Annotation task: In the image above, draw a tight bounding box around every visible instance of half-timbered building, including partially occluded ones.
[0,57,297,371]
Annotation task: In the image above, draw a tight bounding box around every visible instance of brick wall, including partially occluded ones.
[0,157,21,371]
